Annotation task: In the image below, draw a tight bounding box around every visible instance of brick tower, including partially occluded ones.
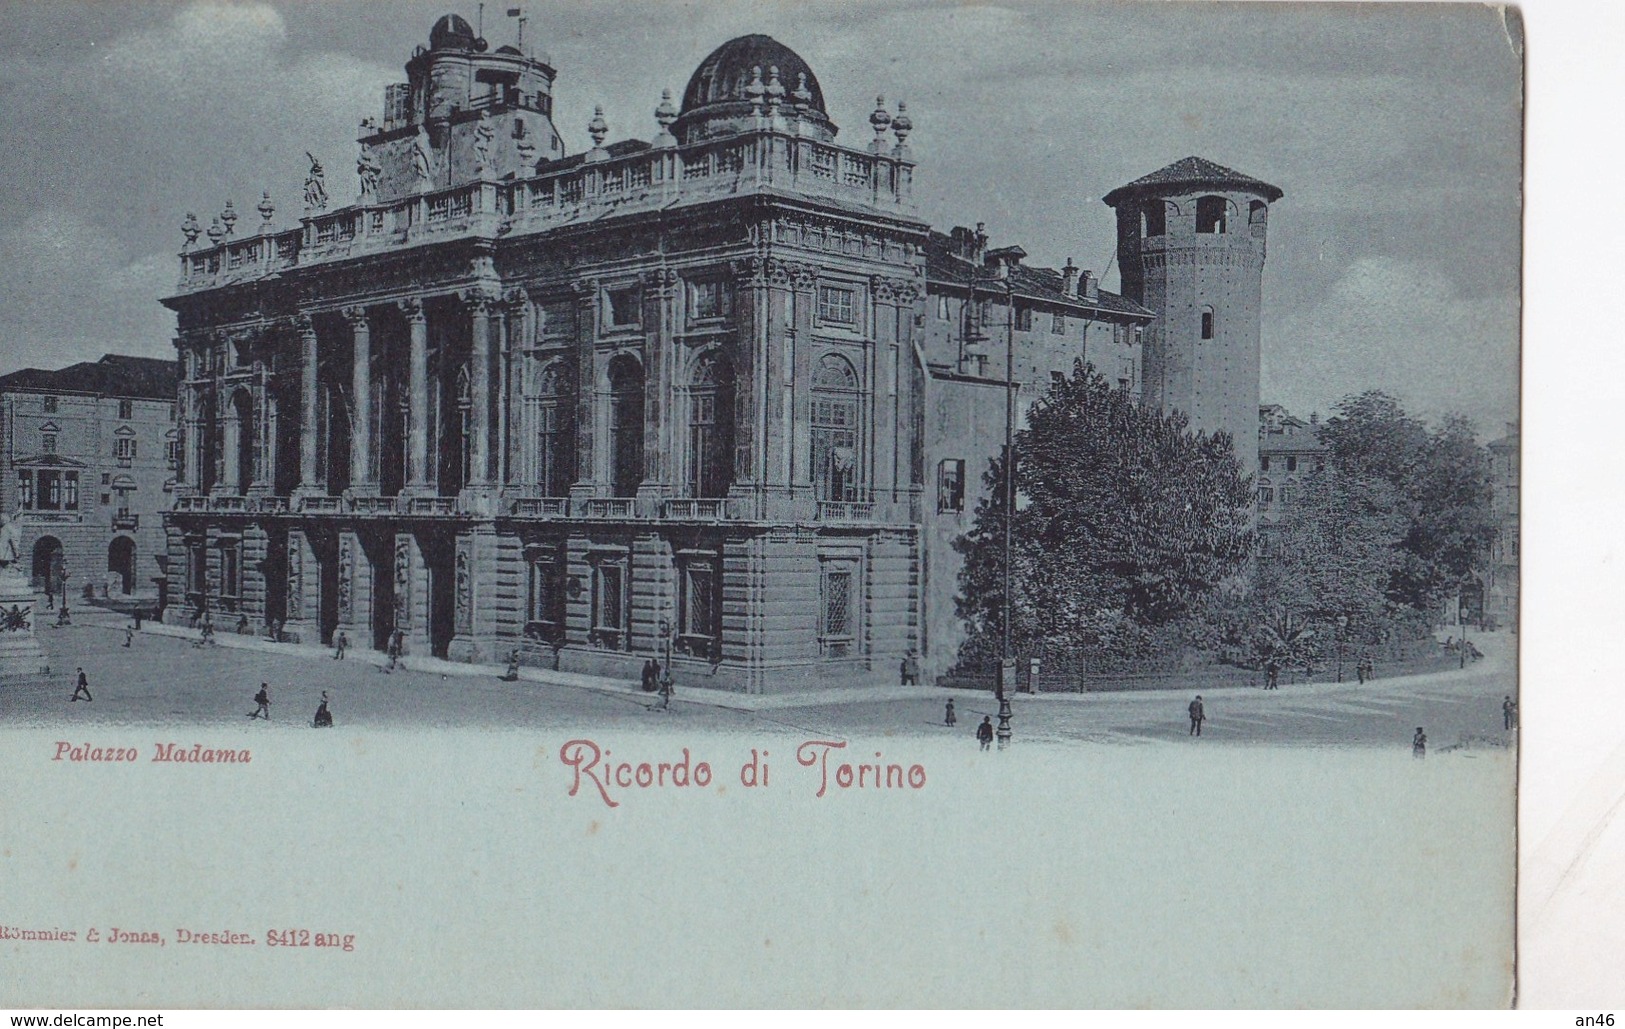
[1104,157,1282,474]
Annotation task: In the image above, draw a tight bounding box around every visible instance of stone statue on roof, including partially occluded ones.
[304,152,329,211]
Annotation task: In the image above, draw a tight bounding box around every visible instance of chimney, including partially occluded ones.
[1061,258,1079,297]
[1082,270,1099,301]
[949,225,986,262]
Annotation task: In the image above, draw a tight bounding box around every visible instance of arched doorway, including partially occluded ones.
[31,536,63,593]
[108,536,136,595]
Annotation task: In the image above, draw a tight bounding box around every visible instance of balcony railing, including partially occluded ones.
[406,496,457,516]
[172,496,209,512]
[19,510,81,523]
[111,513,139,531]
[816,501,876,523]
[175,129,915,294]
[298,496,344,514]
[662,498,729,520]
[209,496,247,512]
[350,496,396,516]
[582,498,636,519]
[512,497,570,518]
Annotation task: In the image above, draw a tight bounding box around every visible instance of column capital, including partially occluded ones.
[570,277,599,300]
[398,296,426,323]
[461,285,501,313]
[291,313,316,338]
[640,267,680,295]
[503,287,530,312]
[342,305,370,329]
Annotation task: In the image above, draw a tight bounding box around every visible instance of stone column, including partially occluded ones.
[346,306,375,493]
[638,268,678,503]
[730,257,769,498]
[465,288,496,488]
[501,289,530,490]
[569,278,600,501]
[870,276,901,500]
[296,315,320,492]
[402,298,431,493]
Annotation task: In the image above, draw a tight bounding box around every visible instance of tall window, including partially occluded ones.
[811,354,860,503]
[189,544,208,595]
[1196,196,1228,234]
[591,557,627,649]
[605,287,641,329]
[118,399,133,420]
[221,542,240,598]
[938,459,965,513]
[116,438,137,464]
[1200,306,1215,341]
[38,471,61,510]
[63,473,78,511]
[533,362,574,496]
[607,356,644,498]
[937,295,952,321]
[1051,312,1065,334]
[1015,306,1033,332]
[454,367,472,489]
[42,396,57,414]
[1258,481,1275,506]
[41,434,57,455]
[679,555,719,655]
[525,546,565,640]
[17,472,32,509]
[819,559,856,657]
[817,285,856,326]
[1142,201,1166,238]
[167,440,181,470]
[688,351,735,498]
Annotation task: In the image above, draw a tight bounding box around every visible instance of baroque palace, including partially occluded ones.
[163,15,1278,690]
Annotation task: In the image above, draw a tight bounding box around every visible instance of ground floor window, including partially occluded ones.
[188,544,208,595]
[220,541,240,599]
[525,547,565,642]
[677,555,720,659]
[590,555,629,650]
[819,559,856,657]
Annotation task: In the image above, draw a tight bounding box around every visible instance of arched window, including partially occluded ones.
[688,351,735,498]
[607,355,644,497]
[533,362,574,497]
[1196,196,1228,234]
[811,353,860,502]
[1200,305,1215,340]
[1249,200,1268,237]
[1142,200,1166,238]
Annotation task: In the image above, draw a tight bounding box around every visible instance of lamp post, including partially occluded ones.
[1335,613,1348,683]
[996,277,1015,749]
[658,615,673,676]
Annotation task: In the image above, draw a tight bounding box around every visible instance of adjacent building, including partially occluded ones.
[1256,403,1326,527]
[160,14,1276,689]
[0,355,179,603]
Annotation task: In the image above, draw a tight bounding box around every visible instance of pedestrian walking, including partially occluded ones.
[312,691,333,728]
[1188,695,1206,737]
[236,614,249,635]
[641,657,659,693]
[385,629,402,671]
[1358,654,1374,684]
[333,630,348,660]
[502,648,521,682]
[123,624,134,648]
[976,716,994,751]
[1412,727,1427,759]
[68,667,92,702]
[248,683,271,720]
[944,697,957,727]
[1502,696,1517,730]
[1265,659,1280,691]
[899,650,920,686]
[656,665,674,711]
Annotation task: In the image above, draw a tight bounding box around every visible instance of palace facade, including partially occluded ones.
[162,15,1274,689]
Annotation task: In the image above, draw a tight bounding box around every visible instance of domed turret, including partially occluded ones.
[674,35,836,144]
[429,13,477,51]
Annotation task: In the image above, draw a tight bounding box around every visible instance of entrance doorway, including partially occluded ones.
[31,536,63,595]
[423,533,455,659]
[366,534,396,652]
[108,536,136,595]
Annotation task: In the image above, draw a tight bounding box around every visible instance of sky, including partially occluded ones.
[0,0,1521,433]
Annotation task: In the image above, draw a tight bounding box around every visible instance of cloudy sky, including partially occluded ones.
[0,0,1521,432]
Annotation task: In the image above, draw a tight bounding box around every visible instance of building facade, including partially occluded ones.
[162,15,1271,689]
[1105,157,1282,476]
[1256,403,1326,528]
[0,355,179,602]
[164,23,928,691]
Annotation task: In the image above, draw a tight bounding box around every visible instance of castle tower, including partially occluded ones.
[358,13,566,203]
[1104,157,1282,474]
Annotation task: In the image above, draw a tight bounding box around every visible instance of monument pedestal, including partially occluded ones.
[0,575,49,681]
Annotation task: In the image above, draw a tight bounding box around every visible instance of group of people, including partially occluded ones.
[245,682,333,727]
[941,697,997,749]
[641,658,675,711]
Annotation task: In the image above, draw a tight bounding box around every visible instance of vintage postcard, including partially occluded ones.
[0,0,1522,1008]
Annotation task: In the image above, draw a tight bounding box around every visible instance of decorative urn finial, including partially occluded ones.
[206,217,225,246]
[257,190,275,226]
[220,199,238,237]
[587,105,609,148]
[654,88,678,147]
[869,96,892,152]
[181,212,201,249]
[765,66,785,113]
[745,66,766,113]
[892,100,913,152]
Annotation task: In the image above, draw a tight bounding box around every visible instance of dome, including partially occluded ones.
[429,14,477,50]
[675,34,836,143]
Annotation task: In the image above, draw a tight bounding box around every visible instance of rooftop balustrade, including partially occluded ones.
[174,129,916,294]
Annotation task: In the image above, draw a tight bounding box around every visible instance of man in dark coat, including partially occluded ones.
[1503,696,1517,730]
[1412,727,1427,758]
[69,668,92,702]
[976,716,994,751]
[1188,695,1206,736]
[944,697,957,727]
[248,683,271,720]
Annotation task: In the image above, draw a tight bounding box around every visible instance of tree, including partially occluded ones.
[954,364,1254,662]
[1319,391,1495,612]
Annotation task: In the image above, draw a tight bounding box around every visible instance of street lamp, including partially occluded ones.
[658,615,673,677]
[996,276,1016,750]
[1335,613,1348,683]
